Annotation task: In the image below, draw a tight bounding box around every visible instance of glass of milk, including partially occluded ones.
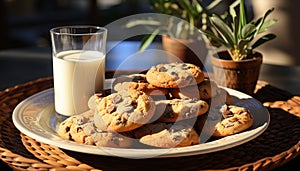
[50,26,107,116]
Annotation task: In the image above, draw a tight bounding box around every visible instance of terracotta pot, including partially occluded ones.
[162,35,208,69]
[211,51,262,95]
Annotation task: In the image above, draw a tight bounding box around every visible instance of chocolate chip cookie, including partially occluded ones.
[94,89,156,132]
[57,110,93,141]
[146,63,204,88]
[170,79,220,100]
[112,74,168,96]
[88,89,112,110]
[139,123,199,148]
[133,122,172,139]
[154,98,209,122]
[213,105,254,137]
[57,110,132,148]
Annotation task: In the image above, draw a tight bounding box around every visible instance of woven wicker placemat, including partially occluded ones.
[1,77,300,171]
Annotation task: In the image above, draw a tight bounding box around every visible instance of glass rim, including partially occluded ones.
[50,25,107,36]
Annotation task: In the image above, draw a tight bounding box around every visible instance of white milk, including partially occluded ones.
[53,50,105,116]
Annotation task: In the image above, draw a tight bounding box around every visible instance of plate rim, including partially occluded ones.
[12,87,270,158]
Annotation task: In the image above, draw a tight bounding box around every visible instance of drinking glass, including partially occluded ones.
[50,26,107,116]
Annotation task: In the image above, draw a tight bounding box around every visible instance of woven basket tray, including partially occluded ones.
[1,77,300,171]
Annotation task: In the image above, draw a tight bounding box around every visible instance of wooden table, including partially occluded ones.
[0,75,300,170]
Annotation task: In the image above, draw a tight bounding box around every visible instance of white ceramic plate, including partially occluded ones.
[12,82,269,159]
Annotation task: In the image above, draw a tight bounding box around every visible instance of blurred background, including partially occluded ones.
[0,0,152,49]
[0,0,299,94]
[0,0,153,90]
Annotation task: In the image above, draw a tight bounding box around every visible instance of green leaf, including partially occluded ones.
[139,29,160,52]
[125,19,161,28]
[238,39,251,50]
[254,8,275,36]
[258,19,277,33]
[194,0,204,13]
[241,23,256,39]
[251,33,276,49]
[206,0,223,11]
[229,0,239,18]
[233,16,239,44]
[239,0,247,27]
[209,15,235,47]
[199,29,230,47]
[177,0,196,17]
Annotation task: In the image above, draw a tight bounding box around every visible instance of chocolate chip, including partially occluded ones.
[76,118,84,125]
[237,110,245,115]
[76,127,83,132]
[222,110,233,118]
[170,64,176,67]
[112,94,122,104]
[116,118,122,125]
[181,63,188,69]
[170,72,179,80]
[172,135,182,142]
[124,98,133,106]
[200,104,204,109]
[121,106,133,112]
[132,102,138,109]
[65,126,70,132]
[158,66,167,72]
[107,104,116,113]
[170,71,178,76]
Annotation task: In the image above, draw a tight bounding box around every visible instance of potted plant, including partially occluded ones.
[200,0,277,95]
[125,0,223,69]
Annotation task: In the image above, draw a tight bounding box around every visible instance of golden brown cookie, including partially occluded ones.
[146,63,205,88]
[139,124,199,148]
[57,110,132,148]
[112,74,168,96]
[57,110,93,140]
[154,98,209,122]
[88,89,112,110]
[94,89,156,132]
[84,131,133,148]
[133,122,172,139]
[213,105,254,137]
[170,79,220,100]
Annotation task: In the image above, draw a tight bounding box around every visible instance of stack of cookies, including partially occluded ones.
[57,63,254,148]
